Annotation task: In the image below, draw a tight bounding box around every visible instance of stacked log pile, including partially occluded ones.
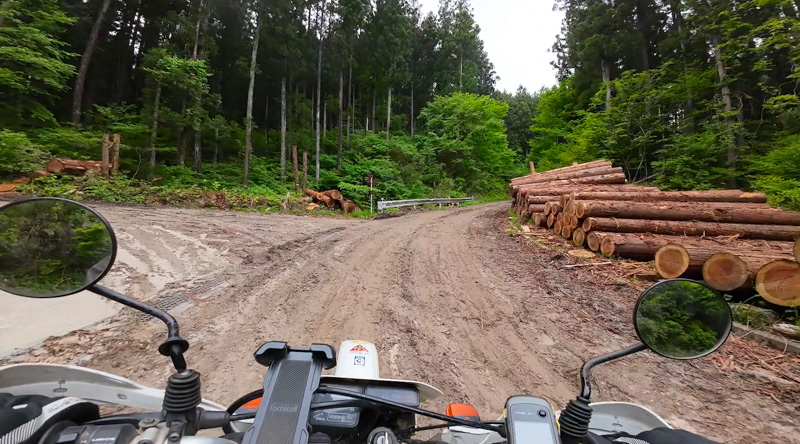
[511,161,800,307]
[304,189,361,214]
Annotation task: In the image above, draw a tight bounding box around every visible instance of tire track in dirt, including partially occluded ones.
[3,202,797,443]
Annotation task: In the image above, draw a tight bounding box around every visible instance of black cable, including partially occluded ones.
[316,387,504,436]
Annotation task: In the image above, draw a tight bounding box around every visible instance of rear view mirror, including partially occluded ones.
[0,198,116,298]
[634,279,731,360]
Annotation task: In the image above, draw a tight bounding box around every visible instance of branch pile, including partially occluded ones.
[512,161,800,306]
[304,189,361,214]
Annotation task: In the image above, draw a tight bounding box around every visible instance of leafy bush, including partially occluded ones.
[0,131,46,177]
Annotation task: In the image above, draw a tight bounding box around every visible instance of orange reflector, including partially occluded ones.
[242,397,262,408]
[446,404,481,422]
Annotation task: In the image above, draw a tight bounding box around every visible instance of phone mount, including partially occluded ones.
[242,342,336,444]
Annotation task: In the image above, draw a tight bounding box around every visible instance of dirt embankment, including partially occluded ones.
[2,202,798,443]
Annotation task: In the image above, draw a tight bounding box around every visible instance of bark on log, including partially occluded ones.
[600,233,662,259]
[515,173,627,192]
[756,260,800,307]
[582,217,800,241]
[511,160,611,184]
[318,194,335,208]
[561,190,767,204]
[573,228,586,247]
[520,184,658,199]
[511,166,623,186]
[0,184,16,192]
[527,204,546,215]
[46,159,103,175]
[304,189,318,198]
[577,201,800,225]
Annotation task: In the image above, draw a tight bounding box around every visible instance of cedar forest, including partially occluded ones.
[1,0,799,211]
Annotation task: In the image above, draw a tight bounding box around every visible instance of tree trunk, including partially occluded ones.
[371,90,377,132]
[302,152,308,192]
[512,166,622,186]
[756,260,800,307]
[292,145,299,192]
[386,86,392,140]
[323,102,327,139]
[178,101,187,166]
[263,92,269,152]
[410,77,415,137]
[243,12,261,187]
[71,0,113,124]
[148,82,161,171]
[459,50,463,90]
[193,132,202,173]
[281,76,287,181]
[213,127,219,163]
[315,1,325,183]
[582,217,800,241]
[602,59,612,111]
[347,56,352,147]
[337,66,344,170]
[575,201,800,225]
[712,32,737,173]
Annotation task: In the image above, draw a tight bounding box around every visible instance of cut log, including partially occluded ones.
[577,201,800,225]
[46,158,103,175]
[586,232,606,252]
[756,260,800,307]
[544,201,561,215]
[0,184,16,192]
[569,215,580,229]
[519,210,531,224]
[322,189,343,200]
[553,220,563,235]
[511,166,623,186]
[527,204,546,215]
[515,173,627,192]
[341,200,360,215]
[655,244,692,279]
[11,177,29,185]
[582,217,800,241]
[522,185,658,200]
[533,213,545,227]
[561,224,573,239]
[304,189,318,198]
[702,253,750,291]
[562,190,767,204]
[573,228,586,247]
[511,160,611,184]
[316,194,335,207]
[30,170,52,179]
[600,233,662,259]
[547,213,556,228]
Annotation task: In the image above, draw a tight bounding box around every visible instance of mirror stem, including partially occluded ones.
[580,343,647,399]
[90,285,190,371]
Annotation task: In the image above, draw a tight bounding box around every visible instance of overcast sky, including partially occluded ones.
[417,0,564,94]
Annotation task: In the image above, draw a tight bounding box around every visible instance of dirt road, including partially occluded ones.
[3,202,798,442]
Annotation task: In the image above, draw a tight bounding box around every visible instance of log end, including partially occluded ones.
[582,217,595,232]
[575,202,586,218]
[561,225,572,239]
[553,220,563,235]
[569,215,579,229]
[756,260,800,307]
[573,228,586,247]
[547,213,555,228]
[586,232,602,252]
[533,213,544,227]
[655,244,691,279]
[599,235,615,257]
[0,184,17,192]
[702,253,750,292]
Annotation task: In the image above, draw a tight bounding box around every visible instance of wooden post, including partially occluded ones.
[101,134,110,177]
[292,145,299,193]
[529,161,535,175]
[111,134,121,175]
[302,152,308,193]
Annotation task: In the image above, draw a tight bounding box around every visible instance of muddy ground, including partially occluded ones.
[2,202,798,443]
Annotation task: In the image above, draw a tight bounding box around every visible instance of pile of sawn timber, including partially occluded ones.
[510,160,800,307]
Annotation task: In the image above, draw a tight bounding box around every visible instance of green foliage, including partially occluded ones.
[0,130,46,176]
[420,92,515,193]
[0,0,75,127]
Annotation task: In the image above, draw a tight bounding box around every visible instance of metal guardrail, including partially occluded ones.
[377,197,475,211]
